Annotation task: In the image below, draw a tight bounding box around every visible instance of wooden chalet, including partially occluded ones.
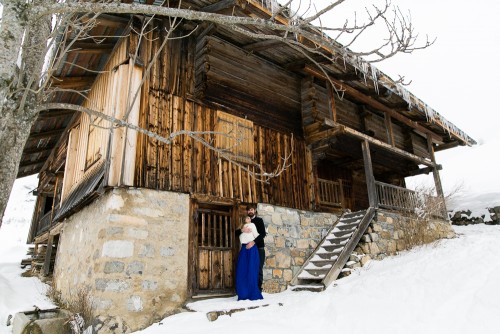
[18,0,474,330]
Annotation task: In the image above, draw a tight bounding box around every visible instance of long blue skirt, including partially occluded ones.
[235,244,263,301]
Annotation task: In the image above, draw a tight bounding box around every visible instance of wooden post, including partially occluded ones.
[427,135,447,217]
[361,140,377,208]
[384,113,395,146]
[43,234,54,277]
[327,82,337,123]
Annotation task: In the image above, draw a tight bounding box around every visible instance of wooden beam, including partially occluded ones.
[200,0,236,13]
[408,165,442,177]
[22,145,55,155]
[243,39,282,52]
[434,141,460,152]
[384,113,395,147]
[68,42,114,54]
[93,14,130,29]
[303,64,444,143]
[28,128,65,140]
[19,159,46,168]
[362,140,377,208]
[51,76,95,89]
[427,135,446,211]
[335,124,436,167]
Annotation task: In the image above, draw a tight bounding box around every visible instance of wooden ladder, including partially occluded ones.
[290,207,376,292]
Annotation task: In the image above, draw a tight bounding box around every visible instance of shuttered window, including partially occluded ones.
[215,111,254,164]
[85,116,106,169]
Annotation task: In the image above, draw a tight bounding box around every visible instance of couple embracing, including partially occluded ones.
[235,204,266,301]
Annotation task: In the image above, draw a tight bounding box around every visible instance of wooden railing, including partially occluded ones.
[318,178,344,208]
[375,181,419,212]
[36,212,53,235]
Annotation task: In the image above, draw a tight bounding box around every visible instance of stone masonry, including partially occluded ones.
[257,204,339,293]
[354,210,456,261]
[53,188,190,333]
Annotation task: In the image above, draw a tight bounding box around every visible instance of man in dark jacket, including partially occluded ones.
[236,204,266,291]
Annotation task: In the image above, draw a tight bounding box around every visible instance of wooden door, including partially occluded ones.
[192,204,236,296]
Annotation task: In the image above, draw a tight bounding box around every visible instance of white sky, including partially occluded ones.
[1,175,499,334]
[362,0,500,197]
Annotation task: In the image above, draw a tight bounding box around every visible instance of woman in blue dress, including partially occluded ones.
[235,216,263,301]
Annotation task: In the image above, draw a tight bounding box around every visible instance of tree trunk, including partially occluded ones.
[0,0,51,227]
[0,110,35,227]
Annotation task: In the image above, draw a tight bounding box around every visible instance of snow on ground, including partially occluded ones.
[0,175,56,334]
[135,224,500,334]
[1,176,499,334]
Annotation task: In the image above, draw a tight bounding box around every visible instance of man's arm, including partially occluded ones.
[253,217,266,245]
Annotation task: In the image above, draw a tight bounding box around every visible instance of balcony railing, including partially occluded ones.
[375,181,419,212]
[36,212,53,235]
[318,178,344,208]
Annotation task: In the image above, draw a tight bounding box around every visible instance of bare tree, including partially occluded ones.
[0,0,433,226]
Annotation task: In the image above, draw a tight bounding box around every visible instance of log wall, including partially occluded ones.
[135,94,310,210]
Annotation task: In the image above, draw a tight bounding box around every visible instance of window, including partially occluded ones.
[85,115,105,169]
[215,111,254,163]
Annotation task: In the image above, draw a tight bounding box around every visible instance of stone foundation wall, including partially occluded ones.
[354,210,456,261]
[54,188,190,333]
[257,204,339,293]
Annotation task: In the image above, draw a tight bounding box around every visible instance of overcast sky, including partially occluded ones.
[366,0,500,196]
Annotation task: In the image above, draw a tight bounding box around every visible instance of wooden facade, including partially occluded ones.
[21,1,474,293]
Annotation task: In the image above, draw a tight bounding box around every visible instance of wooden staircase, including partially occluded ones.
[290,208,376,292]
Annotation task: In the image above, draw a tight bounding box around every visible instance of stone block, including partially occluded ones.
[102,240,134,258]
[294,257,304,266]
[126,261,144,275]
[95,278,129,292]
[387,240,397,254]
[372,224,383,232]
[142,280,158,291]
[272,269,283,278]
[127,228,148,239]
[104,261,125,274]
[275,252,291,267]
[108,214,147,226]
[369,233,379,242]
[266,256,276,268]
[283,269,293,282]
[272,213,283,225]
[127,296,143,312]
[275,236,285,248]
[160,247,175,257]
[139,244,155,258]
[369,242,380,255]
[360,255,371,266]
[296,239,310,249]
[267,225,278,234]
